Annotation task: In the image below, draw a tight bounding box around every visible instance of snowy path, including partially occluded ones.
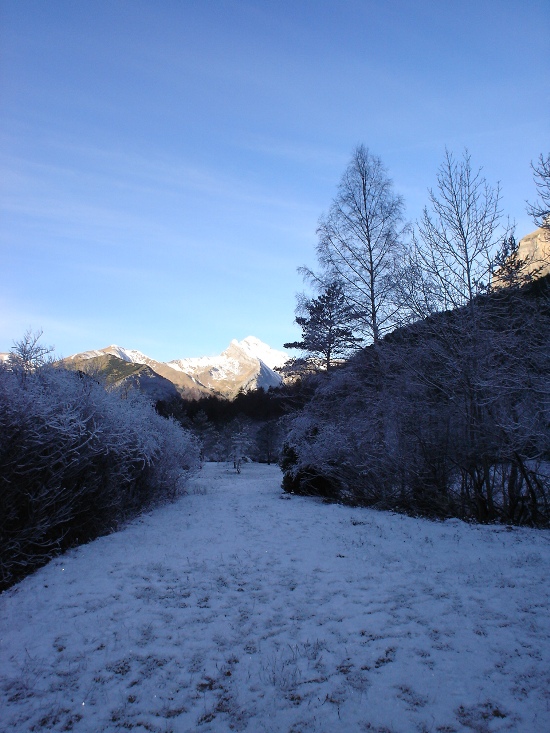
[1,462,549,732]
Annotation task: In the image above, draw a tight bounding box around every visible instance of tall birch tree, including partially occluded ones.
[311,145,406,343]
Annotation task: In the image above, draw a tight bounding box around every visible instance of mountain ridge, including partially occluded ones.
[65,337,289,401]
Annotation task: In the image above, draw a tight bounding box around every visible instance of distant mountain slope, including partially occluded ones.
[65,337,289,401]
[168,338,286,399]
[64,350,211,401]
[144,361,215,400]
[93,346,213,400]
[63,354,182,403]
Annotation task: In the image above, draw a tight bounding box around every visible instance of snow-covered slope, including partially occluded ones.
[1,462,548,732]
[66,338,289,400]
[168,337,287,398]
[101,345,153,365]
[235,336,289,370]
[66,345,156,367]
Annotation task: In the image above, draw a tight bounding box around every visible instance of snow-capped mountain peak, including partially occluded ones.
[232,336,288,371]
[166,337,286,398]
[102,345,152,364]
[65,345,151,364]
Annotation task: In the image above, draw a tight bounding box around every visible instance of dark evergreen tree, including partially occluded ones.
[284,281,361,370]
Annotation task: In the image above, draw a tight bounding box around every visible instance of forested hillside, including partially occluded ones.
[281,275,550,525]
[281,149,550,525]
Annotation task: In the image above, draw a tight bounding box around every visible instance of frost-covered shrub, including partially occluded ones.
[144,411,201,499]
[0,362,200,589]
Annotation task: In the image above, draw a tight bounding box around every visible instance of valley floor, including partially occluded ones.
[1,463,549,732]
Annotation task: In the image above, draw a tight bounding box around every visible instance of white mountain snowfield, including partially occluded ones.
[167,338,286,391]
[1,463,549,733]
[168,337,288,373]
[66,337,288,397]
[233,336,289,371]
[68,337,288,373]
[168,349,251,380]
[65,346,153,364]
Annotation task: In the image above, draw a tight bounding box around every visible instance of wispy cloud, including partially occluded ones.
[1,140,320,223]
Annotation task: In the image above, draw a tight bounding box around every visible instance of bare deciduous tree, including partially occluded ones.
[306,145,406,343]
[527,152,550,231]
[416,149,504,314]
[8,328,54,383]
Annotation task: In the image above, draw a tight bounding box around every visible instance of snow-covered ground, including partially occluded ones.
[1,463,549,733]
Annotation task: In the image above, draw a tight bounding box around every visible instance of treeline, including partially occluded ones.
[0,332,200,590]
[281,275,550,525]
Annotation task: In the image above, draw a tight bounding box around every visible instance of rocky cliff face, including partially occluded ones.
[516,227,550,278]
[491,227,550,289]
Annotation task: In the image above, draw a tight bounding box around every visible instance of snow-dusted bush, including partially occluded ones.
[144,410,201,499]
[0,359,200,589]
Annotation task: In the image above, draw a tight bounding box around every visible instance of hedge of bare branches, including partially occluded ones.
[0,340,200,589]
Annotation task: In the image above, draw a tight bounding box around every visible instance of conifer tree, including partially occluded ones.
[284,282,361,370]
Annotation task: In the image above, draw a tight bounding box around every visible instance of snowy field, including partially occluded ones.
[1,463,549,733]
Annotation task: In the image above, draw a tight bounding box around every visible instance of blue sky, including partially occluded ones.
[1,0,548,361]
